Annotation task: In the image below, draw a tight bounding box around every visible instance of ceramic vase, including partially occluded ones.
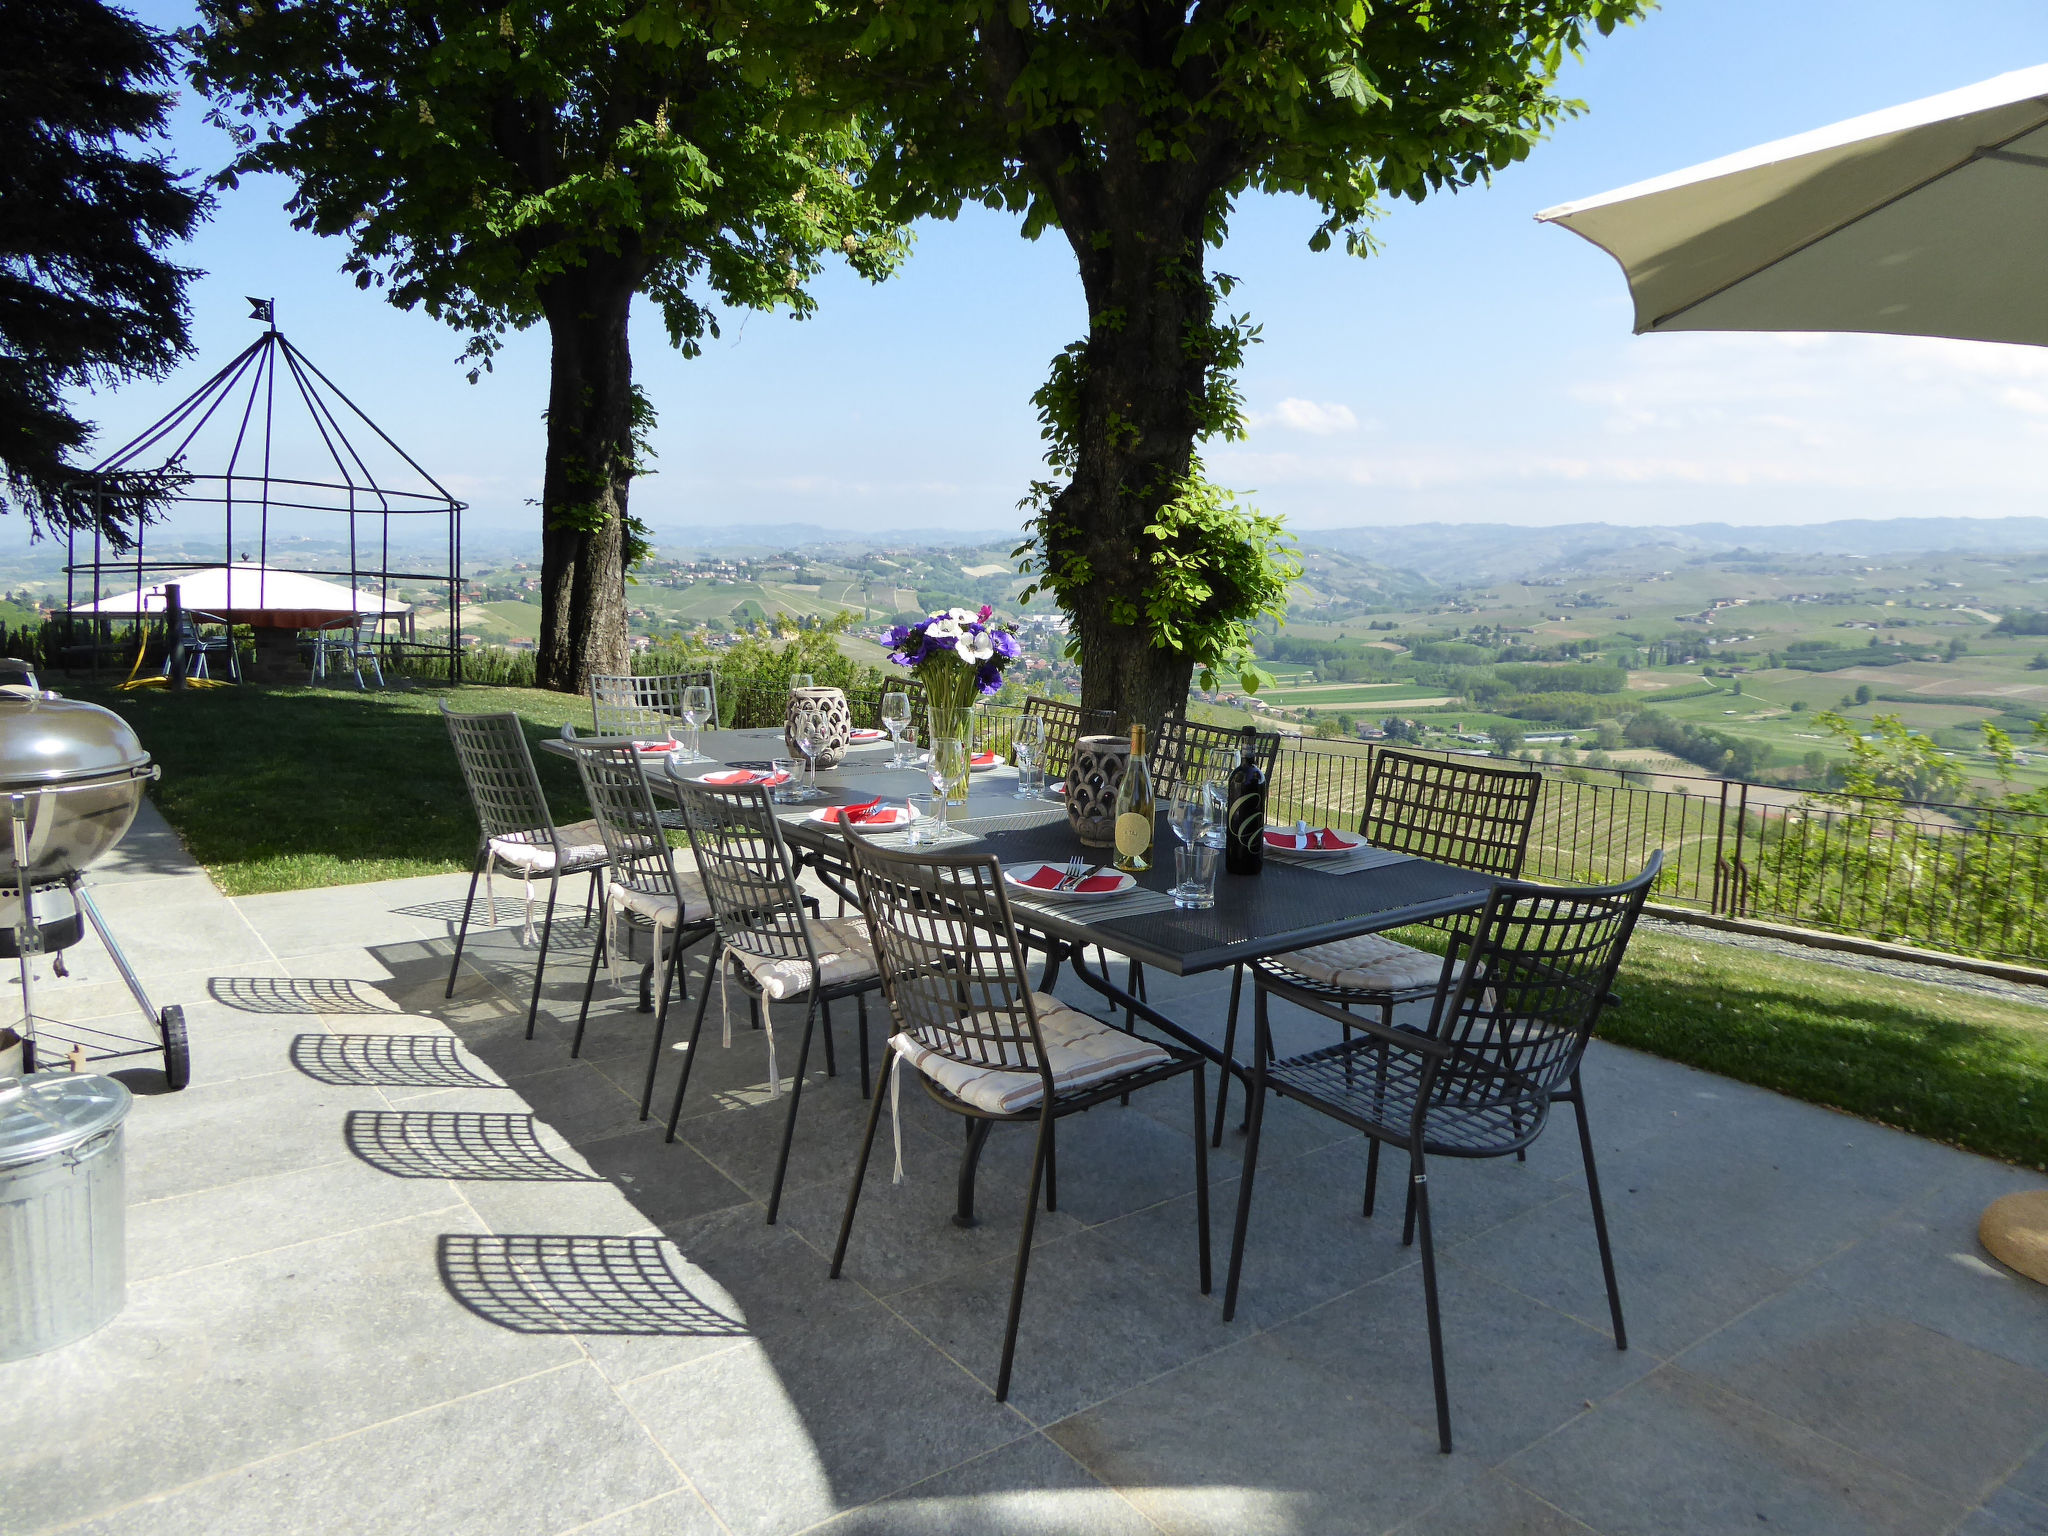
[1066,733,1130,848]
[785,686,853,768]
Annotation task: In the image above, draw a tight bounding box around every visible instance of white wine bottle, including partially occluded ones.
[1113,724,1155,873]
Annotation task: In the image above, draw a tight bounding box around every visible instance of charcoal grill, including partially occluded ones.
[0,663,186,1086]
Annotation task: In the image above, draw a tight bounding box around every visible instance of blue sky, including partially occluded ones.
[67,0,2048,550]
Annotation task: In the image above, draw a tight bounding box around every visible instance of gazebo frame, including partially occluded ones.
[65,305,466,681]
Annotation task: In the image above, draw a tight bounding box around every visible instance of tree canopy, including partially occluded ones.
[0,0,209,546]
[678,0,1650,727]
[193,0,903,688]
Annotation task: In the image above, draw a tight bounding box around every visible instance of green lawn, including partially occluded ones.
[74,680,2048,1170]
[81,682,591,898]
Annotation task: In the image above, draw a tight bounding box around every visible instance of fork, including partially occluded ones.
[1055,854,1085,892]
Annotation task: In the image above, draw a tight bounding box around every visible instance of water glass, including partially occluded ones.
[905,792,937,845]
[1174,844,1219,909]
[1011,716,1046,800]
[1200,775,1228,849]
[931,737,970,812]
[770,757,803,805]
[789,673,814,691]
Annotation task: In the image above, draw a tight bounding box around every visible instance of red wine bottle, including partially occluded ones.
[1224,726,1265,875]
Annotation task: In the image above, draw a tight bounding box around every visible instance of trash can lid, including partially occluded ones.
[0,1072,131,1169]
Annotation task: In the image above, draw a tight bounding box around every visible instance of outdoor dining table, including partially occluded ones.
[544,725,1499,1099]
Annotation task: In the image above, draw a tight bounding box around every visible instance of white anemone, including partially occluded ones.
[958,630,995,663]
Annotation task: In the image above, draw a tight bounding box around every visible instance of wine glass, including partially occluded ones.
[789,672,814,692]
[881,690,911,766]
[1200,748,1230,848]
[1169,782,1204,850]
[680,684,712,761]
[794,719,821,799]
[929,738,969,837]
[1011,715,1046,800]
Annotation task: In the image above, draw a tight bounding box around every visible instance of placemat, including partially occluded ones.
[1264,842,1412,876]
[1006,884,1182,926]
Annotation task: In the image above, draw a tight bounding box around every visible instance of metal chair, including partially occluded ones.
[566,741,717,1119]
[1020,694,1116,782]
[313,616,385,689]
[163,610,241,683]
[1222,854,1661,1453]
[441,702,608,1035]
[1152,713,1279,804]
[590,670,718,739]
[662,772,884,1222]
[833,827,1211,1402]
[1212,748,1544,1144]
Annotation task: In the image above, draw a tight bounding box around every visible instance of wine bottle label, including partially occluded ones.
[1115,812,1152,857]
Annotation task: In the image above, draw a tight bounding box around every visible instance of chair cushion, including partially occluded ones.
[611,864,708,929]
[1263,932,1443,997]
[892,995,1173,1116]
[729,914,878,1001]
[489,819,608,874]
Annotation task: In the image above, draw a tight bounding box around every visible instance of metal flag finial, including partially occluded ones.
[246,297,274,325]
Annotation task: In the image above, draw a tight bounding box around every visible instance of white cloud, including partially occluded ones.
[1252,398,1361,435]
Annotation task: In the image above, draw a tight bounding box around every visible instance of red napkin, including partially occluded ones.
[1014,865,1123,893]
[635,741,678,753]
[816,799,885,824]
[849,728,886,741]
[700,769,788,787]
[971,751,998,768]
[1265,827,1351,850]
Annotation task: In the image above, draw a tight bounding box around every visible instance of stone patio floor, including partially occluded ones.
[6,804,2048,1535]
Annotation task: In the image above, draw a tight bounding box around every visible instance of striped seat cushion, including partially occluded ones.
[611,864,708,929]
[489,819,608,874]
[892,995,1172,1115]
[1265,933,1443,996]
[730,914,878,1001]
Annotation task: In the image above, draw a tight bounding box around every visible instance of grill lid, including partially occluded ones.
[0,692,150,788]
[0,1072,132,1169]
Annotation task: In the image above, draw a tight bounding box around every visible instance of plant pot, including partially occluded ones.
[1066,733,1129,847]
[785,687,853,768]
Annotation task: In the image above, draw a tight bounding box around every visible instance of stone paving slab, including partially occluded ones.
[3,813,2048,1534]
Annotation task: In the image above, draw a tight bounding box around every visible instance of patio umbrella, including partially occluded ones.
[1535,64,2048,346]
[1539,64,2048,1285]
[67,563,408,631]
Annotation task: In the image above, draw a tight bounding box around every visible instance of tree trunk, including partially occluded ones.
[535,260,639,694]
[1055,218,1216,739]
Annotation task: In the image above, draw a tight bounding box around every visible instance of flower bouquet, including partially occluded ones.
[884,606,1020,794]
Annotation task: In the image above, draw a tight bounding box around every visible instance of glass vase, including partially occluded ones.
[926,703,973,804]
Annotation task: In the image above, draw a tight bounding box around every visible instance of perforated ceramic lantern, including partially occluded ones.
[784,687,853,768]
[1065,733,1129,848]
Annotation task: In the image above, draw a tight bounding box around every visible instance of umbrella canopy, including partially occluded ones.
[68,564,409,629]
[1537,65,2048,347]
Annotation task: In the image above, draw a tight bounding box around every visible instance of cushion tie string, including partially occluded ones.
[891,1054,905,1184]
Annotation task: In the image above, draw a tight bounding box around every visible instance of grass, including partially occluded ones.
[74,681,2048,1167]
[79,681,591,897]
[1598,928,2048,1170]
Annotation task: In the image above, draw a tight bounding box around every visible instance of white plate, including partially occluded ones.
[692,770,791,788]
[1003,864,1137,902]
[1264,828,1364,857]
[805,804,918,826]
[970,752,1004,773]
[847,728,888,743]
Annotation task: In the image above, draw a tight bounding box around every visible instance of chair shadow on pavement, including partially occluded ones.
[291,1032,501,1088]
[214,976,406,1015]
[346,1110,603,1182]
[438,1234,750,1337]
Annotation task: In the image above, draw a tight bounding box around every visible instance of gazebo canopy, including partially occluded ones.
[68,563,409,629]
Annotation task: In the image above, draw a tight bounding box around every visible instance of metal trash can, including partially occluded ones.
[0,1072,131,1361]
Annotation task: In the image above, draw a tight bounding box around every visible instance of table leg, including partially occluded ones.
[1055,940,1253,1103]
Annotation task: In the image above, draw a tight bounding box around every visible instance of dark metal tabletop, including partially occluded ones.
[544,726,1493,975]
